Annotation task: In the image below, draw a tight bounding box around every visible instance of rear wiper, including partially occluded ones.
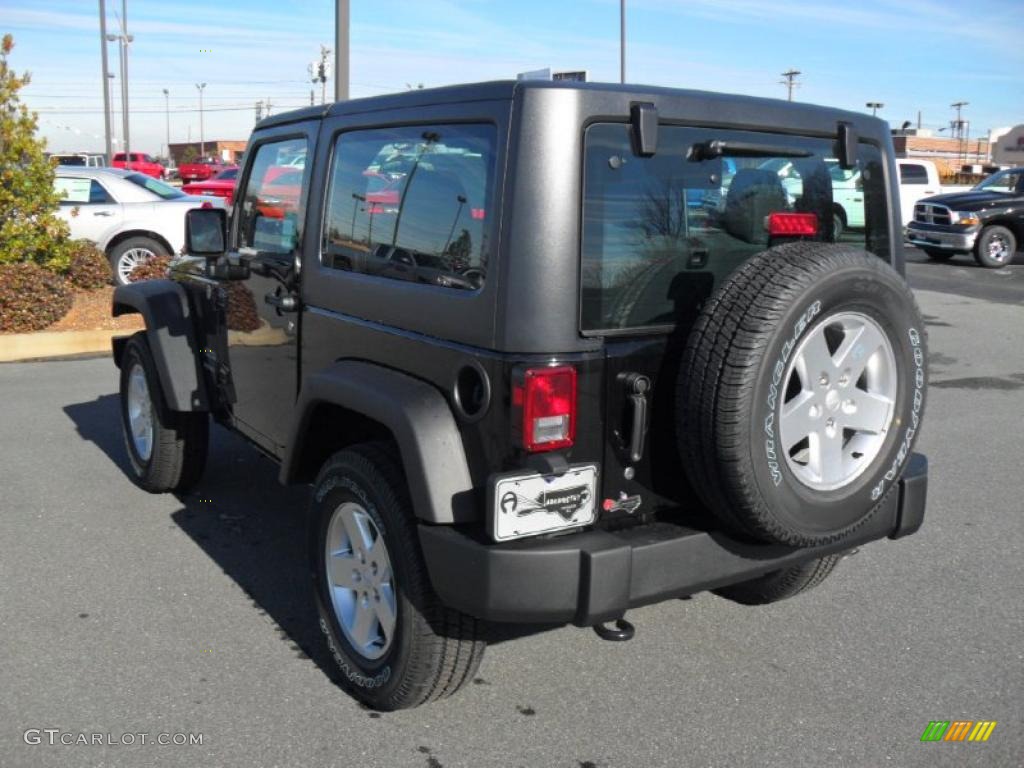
[687,140,814,161]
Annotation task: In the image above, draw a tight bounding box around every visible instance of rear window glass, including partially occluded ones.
[321,124,496,291]
[900,164,928,184]
[123,173,185,200]
[581,124,889,331]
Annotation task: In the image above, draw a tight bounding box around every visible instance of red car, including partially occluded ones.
[178,156,231,183]
[182,166,239,205]
[111,152,165,179]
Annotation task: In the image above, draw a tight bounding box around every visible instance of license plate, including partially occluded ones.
[487,465,598,542]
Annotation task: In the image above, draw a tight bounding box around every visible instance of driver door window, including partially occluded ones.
[236,137,310,257]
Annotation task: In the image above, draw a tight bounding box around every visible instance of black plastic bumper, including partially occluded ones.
[419,453,928,626]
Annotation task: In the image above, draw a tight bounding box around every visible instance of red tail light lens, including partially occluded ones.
[201,201,214,209]
[515,365,577,452]
[767,212,818,236]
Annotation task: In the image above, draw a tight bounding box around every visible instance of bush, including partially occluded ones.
[0,35,74,271]
[226,283,260,332]
[0,262,73,332]
[66,240,111,290]
[127,255,172,282]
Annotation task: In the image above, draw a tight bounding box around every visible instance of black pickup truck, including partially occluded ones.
[907,166,1024,267]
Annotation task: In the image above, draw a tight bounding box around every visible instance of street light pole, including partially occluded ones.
[334,0,349,101]
[120,0,130,160]
[98,0,113,162]
[866,101,884,116]
[620,0,626,84]
[196,82,207,156]
[162,88,170,164]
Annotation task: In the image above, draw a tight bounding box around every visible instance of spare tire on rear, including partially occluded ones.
[678,243,927,546]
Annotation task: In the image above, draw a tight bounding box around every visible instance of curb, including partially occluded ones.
[0,323,285,363]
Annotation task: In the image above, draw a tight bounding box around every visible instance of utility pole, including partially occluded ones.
[865,101,883,117]
[309,45,332,105]
[98,0,113,162]
[196,82,206,156]
[255,100,263,124]
[951,101,968,166]
[780,69,801,101]
[122,0,130,159]
[334,0,349,101]
[620,0,626,84]
[162,88,170,163]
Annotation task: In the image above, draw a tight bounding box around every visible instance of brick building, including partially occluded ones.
[890,133,990,177]
[168,140,247,166]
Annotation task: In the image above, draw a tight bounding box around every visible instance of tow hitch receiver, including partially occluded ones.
[593,618,635,641]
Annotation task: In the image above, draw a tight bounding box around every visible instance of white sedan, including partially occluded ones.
[54,167,226,285]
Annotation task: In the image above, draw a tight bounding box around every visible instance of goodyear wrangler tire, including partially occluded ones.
[678,243,927,546]
[310,443,484,710]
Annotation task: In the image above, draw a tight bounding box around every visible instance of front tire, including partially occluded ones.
[974,225,1016,268]
[119,332,208,492]
[109,236,168,286]
[310,443,484,710]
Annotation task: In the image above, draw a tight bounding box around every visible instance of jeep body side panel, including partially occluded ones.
[281,359,474,524]
[112,279,209,411]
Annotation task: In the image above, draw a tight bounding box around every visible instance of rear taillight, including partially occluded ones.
[767,211,818,236]
[514,365,577,452]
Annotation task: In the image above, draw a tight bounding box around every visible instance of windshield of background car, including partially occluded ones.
[215,168,238,180]
[975,169,1023,193]
[123,173,185,200]
[581,124,890,332]
[321,124,496,291]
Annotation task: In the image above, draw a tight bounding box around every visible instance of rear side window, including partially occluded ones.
[321,124,496,291]
[236,137,310,257]
[581,124,890,331]
[900,164,928,184]
[55,177,113,204]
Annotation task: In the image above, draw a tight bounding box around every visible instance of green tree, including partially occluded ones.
[0,34,73,270]
[181,145,198,164]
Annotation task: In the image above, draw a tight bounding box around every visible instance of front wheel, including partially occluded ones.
[310,443,484,710]
[974,225,1016,268]
[119,332,208,492]
[109,236,168,286]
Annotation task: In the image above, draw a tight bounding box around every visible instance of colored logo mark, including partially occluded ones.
[920,720,997,743]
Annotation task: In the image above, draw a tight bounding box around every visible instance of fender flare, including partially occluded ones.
[112,279,209,412]
[281,361,475,524]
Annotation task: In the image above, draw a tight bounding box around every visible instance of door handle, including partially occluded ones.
[93,211,115,217]
[618,372,651,464]
[264,291,298,313]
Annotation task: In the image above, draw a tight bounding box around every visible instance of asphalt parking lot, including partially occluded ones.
[1,246,1022,768]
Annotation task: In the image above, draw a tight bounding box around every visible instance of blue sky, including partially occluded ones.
[4,0,1022,154]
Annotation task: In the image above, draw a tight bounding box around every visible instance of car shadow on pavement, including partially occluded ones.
[64,395,563,686]
[64,394,344,682]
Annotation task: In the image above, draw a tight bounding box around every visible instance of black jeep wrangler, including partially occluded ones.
[111,81,929,710]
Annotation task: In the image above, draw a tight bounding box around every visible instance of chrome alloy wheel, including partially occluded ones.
[324,502,397,660]
[126,363,154,462]
[779,312,897,492]
[117,247,156,284]
[987,232,1011,263]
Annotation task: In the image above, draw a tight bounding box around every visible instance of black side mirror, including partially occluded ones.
[185,207,227,256]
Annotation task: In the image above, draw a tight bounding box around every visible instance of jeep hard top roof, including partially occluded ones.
[255,80,889,144]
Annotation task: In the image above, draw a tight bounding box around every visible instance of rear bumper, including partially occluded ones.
[906,224,978,252]
[420,453,928,626]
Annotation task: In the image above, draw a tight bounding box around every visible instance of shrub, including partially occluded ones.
[127,255,172,282]
[0,35,74,271]
[66,240,111,290]
[226,283,260,332]
[0,262,73,332]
